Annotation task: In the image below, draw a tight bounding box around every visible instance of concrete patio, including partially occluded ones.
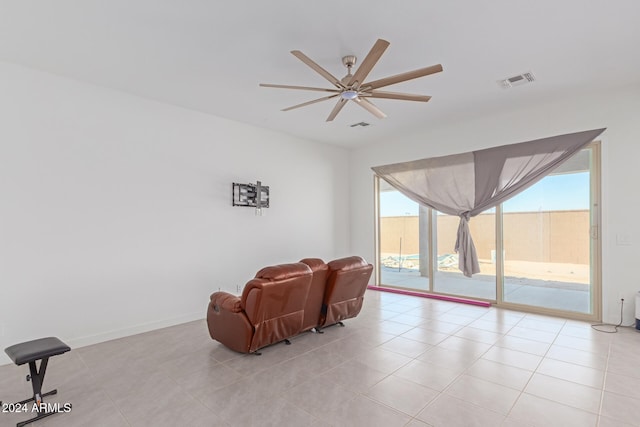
[380,267,591,314]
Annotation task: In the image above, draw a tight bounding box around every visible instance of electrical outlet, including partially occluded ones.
[236,284,241,293]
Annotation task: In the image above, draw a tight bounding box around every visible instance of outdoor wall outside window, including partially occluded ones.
[375,143,600,320]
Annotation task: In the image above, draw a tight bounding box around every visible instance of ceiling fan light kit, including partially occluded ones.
[341,90,358,100]
[260,38,443,122]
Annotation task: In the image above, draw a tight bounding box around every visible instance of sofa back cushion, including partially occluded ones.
[241,263,312,352]
[322,256,373,326]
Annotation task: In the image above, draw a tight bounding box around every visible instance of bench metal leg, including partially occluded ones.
[28,358,47,405]
[16,409,62,427]
[15,389,57,406]
[11,357,69,427]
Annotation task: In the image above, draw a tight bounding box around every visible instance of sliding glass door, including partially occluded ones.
[378,180,430,291]
[499,147,599,316]
[375,143,600,319]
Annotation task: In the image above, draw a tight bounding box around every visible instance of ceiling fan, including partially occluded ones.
[260,38,443,122]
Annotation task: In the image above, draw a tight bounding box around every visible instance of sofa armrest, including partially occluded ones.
[207,291,253,353]
[210,291,242,313]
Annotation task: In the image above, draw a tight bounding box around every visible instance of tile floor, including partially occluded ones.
[1,290,640,426]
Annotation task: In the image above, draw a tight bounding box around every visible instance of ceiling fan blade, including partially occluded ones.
[282,94,340,111]
[347,38,390,88]
[365,90,432,102]
[291,50,345,89]
[354,97,387,119]
[362,64,443,90]
[326,98,348,122]
[260,83,341,93]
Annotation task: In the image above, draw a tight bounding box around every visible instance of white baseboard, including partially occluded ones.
[0,311,205,366]
[67,311,205,349]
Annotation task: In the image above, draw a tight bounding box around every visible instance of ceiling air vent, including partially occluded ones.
[498,71,536,89]
[350,122,370,128]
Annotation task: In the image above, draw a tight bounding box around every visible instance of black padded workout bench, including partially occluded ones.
[2,337,71,427]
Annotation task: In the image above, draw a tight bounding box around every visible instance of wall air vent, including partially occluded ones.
[498,71,536,89]
[350,122,370,127]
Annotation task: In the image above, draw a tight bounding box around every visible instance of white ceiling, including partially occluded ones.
[1,1,639,148]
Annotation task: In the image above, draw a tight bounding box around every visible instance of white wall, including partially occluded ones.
[350,82,640,325]
[0,62,349,365]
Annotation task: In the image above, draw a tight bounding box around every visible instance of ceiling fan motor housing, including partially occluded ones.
[342,55,357,69]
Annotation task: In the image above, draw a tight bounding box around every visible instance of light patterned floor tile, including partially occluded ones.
[417,394,505,427]
[444,374,520,415]
[545,344,607,370]
[366,375,439,416]
[2,291,639,427]
[465,358,533,390]
[524,373,601,413]
[454,326,504,345]
[481,346,542,371]
[536,358,604,388]
[508,393,598,427]
[393,359,464,391]
[600,391,640,425]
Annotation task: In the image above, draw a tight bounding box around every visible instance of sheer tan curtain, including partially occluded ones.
[372,128,605,277]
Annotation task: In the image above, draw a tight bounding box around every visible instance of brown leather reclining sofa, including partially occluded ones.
[207,256,373,354]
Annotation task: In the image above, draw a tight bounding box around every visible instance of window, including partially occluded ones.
[378,182,429,291]
[375,144,601,319]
